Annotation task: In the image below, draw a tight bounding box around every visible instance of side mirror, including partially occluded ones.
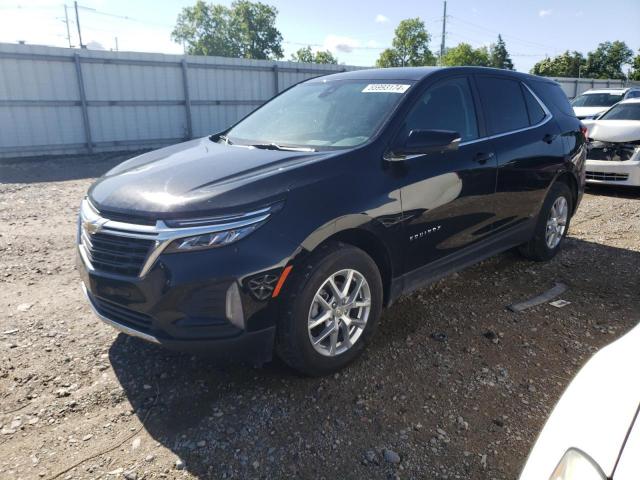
[388,129,461,160]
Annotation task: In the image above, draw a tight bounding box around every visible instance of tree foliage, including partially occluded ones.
[629,50,640,81]
[290,46,338,64]
[172,0,283,59]
[489,35,514,70]
[531,42,634,79]
[376,18,436,67]
[584,41,633,79]
[531,51,585,77]
[441,43,489,67]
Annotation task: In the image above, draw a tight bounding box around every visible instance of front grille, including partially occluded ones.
[82,230,155,276]
[586,171,629,182]
[92,294,153,331]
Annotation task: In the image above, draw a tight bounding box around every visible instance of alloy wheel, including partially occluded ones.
[545,196,568,249]
[307,269,371,357]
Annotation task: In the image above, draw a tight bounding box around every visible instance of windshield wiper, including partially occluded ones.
[249,143,316,152]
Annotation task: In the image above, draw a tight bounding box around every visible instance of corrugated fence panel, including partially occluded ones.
[0,43,358,158]
[4,42,637,160]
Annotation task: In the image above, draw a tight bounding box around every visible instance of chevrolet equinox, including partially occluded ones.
[78,67,586,375]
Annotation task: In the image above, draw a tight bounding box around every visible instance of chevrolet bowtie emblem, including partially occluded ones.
[84,217,107,235]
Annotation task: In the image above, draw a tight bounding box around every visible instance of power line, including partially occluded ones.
[447,15,557,52]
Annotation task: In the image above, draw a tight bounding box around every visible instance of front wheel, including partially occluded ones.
[519,182,572,262]
[275,242,383,376]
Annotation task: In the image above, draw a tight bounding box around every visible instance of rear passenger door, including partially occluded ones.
[474,75,565,235]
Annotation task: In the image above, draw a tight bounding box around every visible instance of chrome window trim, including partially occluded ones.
[78,198,271,277]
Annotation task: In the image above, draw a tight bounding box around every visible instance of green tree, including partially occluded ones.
[531,51,585,77]
[376,18,436,67]
[489,35,513,70]
[172,0,283,59]
[584,41,633,79]
[629,50,640,81]
[441,43,489,67]
[290,46,338,64]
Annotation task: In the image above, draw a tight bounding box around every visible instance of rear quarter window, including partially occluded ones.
[529,80,575,117]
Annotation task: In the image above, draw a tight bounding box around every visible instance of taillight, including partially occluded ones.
[580,124,588,140]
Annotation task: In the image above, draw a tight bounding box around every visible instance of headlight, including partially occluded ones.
[549,449,606,480]
[164,221,266,253]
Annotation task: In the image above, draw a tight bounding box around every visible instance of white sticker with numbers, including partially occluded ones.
[362,84,411,93]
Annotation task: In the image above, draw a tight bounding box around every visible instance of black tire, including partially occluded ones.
[275,242,383,376]
[518,182,573,262]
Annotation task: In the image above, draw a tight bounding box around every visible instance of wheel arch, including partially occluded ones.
[554,171,579,215]
[292,225,395,307]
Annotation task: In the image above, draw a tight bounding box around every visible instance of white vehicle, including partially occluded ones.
[571,87,640,120]
[520,323,640,480]
[582,98,640,187]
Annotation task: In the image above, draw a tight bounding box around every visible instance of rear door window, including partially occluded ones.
[476,76,529,135]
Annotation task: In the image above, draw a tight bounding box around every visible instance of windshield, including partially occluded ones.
[571,92,624,107]
[599,103,640,121]
[225,79,413,150]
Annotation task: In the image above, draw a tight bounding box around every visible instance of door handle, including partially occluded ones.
[473,152,494,164]
[543,133,558,144]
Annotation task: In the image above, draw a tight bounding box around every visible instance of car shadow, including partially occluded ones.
[108,237,640,479]
[0,150,149,184]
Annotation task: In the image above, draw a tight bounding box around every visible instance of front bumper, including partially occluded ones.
[82,281,276,365]
[76,200,299,366]
[586,158,640,187]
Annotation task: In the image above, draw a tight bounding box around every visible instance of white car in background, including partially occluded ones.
[571,87,640,120]
[582,98,640,187]
[520,323,640,480]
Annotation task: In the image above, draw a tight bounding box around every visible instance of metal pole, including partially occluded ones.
[64,5,72,48]
[114,37,119,52]
[74,1,84,49]
[181,59,193,139]
[74,53,93,153]
[439,1,447,64]
[273,64,279,95]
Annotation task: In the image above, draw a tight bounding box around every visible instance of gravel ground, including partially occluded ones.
[1,152,639,480]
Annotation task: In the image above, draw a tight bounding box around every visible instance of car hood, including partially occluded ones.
[519,323,640,480]
[582,119,640,143]
[573,106,608,118]
[89,137,337,220]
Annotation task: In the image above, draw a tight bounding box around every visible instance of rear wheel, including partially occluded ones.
[275,242,383,376]
[519,182,572,261]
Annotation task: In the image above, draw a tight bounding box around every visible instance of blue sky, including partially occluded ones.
[1,0,638,72]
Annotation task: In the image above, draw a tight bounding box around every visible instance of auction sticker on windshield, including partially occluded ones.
[362,84,411,93]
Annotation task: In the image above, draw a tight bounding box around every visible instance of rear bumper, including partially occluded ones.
[586,159,640,187]
[82,281,276,365]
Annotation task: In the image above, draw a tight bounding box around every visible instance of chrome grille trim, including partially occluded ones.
[78,198,272,278]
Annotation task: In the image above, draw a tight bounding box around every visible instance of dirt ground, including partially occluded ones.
[1,152,639,480]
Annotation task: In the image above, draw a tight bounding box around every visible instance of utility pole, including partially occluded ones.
[439,1,447,65]
[63,5,73,48]
[74,1,84,49]
[114,37,119,51]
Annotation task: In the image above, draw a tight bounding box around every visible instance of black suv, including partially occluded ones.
[78,67,586,375]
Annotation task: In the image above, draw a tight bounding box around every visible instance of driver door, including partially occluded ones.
[395,75,499,274]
